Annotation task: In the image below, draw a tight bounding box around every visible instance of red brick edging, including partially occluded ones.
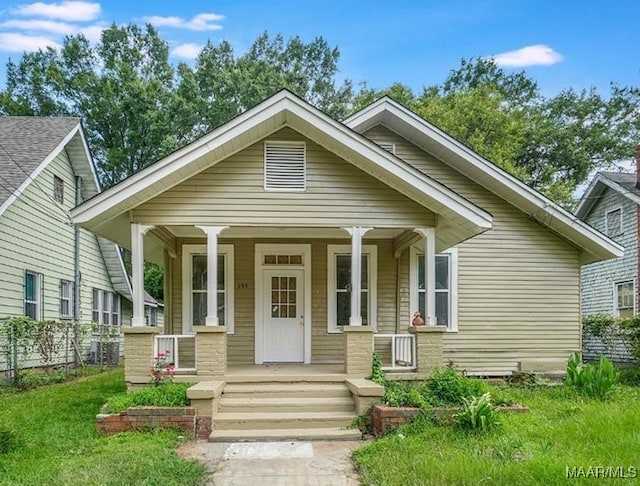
[96,407,211,439]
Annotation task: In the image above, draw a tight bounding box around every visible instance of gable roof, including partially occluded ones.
[344,97,623,264]
[0,116,134,299]
[71,90,493,252]
[575,172,640,220]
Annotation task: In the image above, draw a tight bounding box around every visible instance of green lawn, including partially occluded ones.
[0,368,207,486]
[353,385,640,486]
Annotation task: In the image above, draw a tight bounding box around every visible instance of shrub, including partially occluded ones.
[104,382,191,413]
[565,352,619,400]
[0,425,22,454]
[455,393,500,432]
[423,367,488,405]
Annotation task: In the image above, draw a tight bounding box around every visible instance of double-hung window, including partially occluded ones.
[614,281,635,318]
[327,245,377,333]
[24,270,43,320]
[182,244,235,334]
[410,247,458,330]
[60,279,73,319]
[92,289,120,325]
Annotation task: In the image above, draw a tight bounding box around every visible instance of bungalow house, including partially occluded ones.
[575,148,640,363]
[71,91,621,440]
[0,117,160,370]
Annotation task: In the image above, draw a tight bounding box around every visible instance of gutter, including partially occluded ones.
[74,174,82,321]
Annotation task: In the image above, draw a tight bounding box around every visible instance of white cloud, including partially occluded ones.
[79,23,105,42]
[11,1,101,22]
[489,44,563,67]
[0,19,77,35]
[144,12,224,31]
[0,32,60,52]
[171,42,202,59]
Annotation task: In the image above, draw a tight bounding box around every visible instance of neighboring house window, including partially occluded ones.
[327,245,378,333]
[92,288,101,323]
[60,280,73,319]
[102,291,112,325]
[605,208,622,237]
[24,270,43,320]
[92,289,119,325]
[145,306,158,326]
[53,175,64,204]
[410,247,458,330]
[182,244,235,334]
[111,293,120,326]
[614,281,635,318]
[377,142,395,155]
[264,141,306,191]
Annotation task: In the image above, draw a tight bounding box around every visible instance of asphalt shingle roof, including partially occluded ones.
[600,171,640,199]
[0,116,80,206]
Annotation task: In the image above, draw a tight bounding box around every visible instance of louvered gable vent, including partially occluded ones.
[264,142,306,190]
[377,142,395,155]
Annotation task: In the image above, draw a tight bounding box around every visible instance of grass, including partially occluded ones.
[0,368,207,485]
[353,384,640,485]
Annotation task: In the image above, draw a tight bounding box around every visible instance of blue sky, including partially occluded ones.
[0,0,637,97]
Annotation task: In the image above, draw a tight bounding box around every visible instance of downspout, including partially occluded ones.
[73,175,82,321]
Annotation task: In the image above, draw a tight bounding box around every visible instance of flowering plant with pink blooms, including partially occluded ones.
[150,349,175,385]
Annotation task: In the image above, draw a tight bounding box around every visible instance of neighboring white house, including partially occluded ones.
[0,117,161,370]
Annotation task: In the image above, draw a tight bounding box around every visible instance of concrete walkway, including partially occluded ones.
[178,440,364,485]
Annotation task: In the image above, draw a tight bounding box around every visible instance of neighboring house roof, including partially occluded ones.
[0,116,134,300]
[575,171,640,220]
[344,97,623,264]
[71,90,493,253]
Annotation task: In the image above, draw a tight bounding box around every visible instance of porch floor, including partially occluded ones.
[224,364,347,383]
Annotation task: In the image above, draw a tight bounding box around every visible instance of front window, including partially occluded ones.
[60,280,73,319]
[182,244,235,334]
[410,247,458,330]
[24,270,42,320]
[327,245,377,333]
[615,281,635,318]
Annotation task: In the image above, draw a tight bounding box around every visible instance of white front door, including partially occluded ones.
[263,269,304,362]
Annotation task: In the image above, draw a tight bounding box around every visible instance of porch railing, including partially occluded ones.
[154,335,196,373]
[373,334,416,371]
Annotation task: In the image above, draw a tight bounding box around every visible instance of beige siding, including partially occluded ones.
[132,128,435,228]
[366,126,581,374]
[0,149,117,324]
[171,238,398,364]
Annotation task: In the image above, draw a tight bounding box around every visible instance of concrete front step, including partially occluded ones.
[219,396,355,413]
[222,382,352,398]
[209,427,361,442]
[214,411,358,430]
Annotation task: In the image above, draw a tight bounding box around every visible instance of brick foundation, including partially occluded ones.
[96,407,211,438]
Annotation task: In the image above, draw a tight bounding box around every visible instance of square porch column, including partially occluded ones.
[415,227,437,325]
[131,223,155,327]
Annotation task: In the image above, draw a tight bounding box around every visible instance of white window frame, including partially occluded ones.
[264,141,306,191]
[92,288,101,323]
[409,246,458,332]
[182,244,235,334]
[327,244,378,333]
[60,279,73,320]
[613,280,636,317]
[145,305,158,326]
[111,293,121,326]
[24,270,43,320]
[102,291,112,325]
[605,207,623,237]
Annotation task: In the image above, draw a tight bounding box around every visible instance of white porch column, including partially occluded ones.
[131,223,155,327]
[345,226,372,326]
[196,226,228,326]
[415,227,437,325]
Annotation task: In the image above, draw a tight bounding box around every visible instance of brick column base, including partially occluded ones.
[194,326,227,376]
[409,325,445,373]
[343,326,374,376]
[123,327,160,387]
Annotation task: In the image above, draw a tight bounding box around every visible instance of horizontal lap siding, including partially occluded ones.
[132,127,434,228]
[0,150,116,324]
[366,126,581,374]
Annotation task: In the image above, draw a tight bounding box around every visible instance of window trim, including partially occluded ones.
[24,270,43,320]
[92,288,101,323]
[181,244,235,334]
[613,279,636,317]
[409,246,458,332]
[605,206,623,237]
[111,293,120,326]
[59,279,74,320]
[327,244,378,334]
[263,140,306,191]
